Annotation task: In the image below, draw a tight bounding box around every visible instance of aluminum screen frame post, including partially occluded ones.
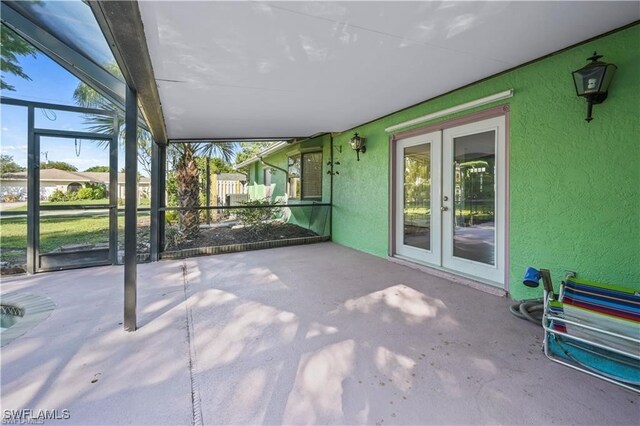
[159,144,166,251]
[150,140,163,262]
[26,106,36,274]
[124,87,138,332]
[109,119,119,265]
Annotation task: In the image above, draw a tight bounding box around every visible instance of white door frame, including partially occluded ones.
[442,115,506,285]
[395,131,441,264]
[391,107,508,288]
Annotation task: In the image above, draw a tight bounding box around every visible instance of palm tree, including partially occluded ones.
[1,26,36,91]
[73,65,236,241]
[170,142,235,240]
[72,72,153,176]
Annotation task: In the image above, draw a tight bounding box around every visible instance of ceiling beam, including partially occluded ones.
[168,137,303,144]
[90,1,168,145]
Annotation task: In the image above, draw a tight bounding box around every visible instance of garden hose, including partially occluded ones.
[509,298,545,325]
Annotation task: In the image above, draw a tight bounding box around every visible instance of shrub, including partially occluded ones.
[48,184,107,202]
[48,189,68,202]
[81,183,107,200]
[75,187,95,200]
[164,225,182,250]
[165,210,178,222]
[235,198,282,233]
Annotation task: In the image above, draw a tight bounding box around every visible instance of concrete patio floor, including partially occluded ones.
[1,242,637,425]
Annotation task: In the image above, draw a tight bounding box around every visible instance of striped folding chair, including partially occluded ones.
[543,277,640,393]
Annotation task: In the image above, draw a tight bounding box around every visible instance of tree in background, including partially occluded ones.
[195,156,235,221]
[74,64,240,240]
[0,154,25,174]
[196,157,234,175]
[72,64,152,177]
[40,161,77,172]
[0,26,36,91]
[234,141,276,166]
[84,166,110,173]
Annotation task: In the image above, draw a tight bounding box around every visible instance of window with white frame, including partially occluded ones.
[288,151,322,199]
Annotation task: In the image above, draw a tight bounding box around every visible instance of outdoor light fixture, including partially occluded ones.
[349,133,366,161]
[572,51,617,122]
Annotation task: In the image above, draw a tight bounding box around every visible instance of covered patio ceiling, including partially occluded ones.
[133,1,639,140]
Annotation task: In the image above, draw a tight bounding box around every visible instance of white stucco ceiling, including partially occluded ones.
[138,1,639,140]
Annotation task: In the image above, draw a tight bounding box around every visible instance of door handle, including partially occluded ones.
[441,206,449,212]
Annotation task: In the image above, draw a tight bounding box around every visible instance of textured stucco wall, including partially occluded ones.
[249,135,330,203]
[246,135,331,233]
[330,25,639,299]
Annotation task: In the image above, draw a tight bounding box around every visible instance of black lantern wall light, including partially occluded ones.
[572,51,617,122]
[349,133,366,161]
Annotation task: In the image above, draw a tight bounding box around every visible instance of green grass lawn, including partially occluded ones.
[0,216,26,263]
[1,214,113,264]
[0,212,150,265]
[405,207,431,215]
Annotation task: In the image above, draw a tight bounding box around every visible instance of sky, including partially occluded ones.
[1,48,129,173]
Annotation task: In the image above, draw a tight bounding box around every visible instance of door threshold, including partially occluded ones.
[388,255,507,297]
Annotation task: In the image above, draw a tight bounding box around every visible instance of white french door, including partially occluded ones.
[395,131,442,265]
[395,116,506,287]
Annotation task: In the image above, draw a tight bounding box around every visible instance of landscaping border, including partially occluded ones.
[160,235,330,260]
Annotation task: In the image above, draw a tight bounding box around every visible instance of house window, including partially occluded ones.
[302,152,322,199]
[67,182,82,192]
[288,152,322,199]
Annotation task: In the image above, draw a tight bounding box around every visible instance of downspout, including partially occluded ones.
[259,157,289,197]
[259,158,288,177]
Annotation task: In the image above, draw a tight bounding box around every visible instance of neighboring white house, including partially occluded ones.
[0,168,151,201]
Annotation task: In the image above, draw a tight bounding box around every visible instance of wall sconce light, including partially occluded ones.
[349,133,366,161]
[572,51,617,122]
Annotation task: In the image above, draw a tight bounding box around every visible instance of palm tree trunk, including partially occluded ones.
[176,144,200,239]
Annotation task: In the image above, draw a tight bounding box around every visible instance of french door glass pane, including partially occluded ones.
[403,144,431,250]
[453,131,496,265]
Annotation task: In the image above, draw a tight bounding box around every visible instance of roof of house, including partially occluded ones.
[1,169,96,182]
[234,141,291,169]
[1,169,150,184]
[82,172,151,184]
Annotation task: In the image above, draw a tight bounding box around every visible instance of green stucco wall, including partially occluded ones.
[247,135,332,235]
[329,25,639,300]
